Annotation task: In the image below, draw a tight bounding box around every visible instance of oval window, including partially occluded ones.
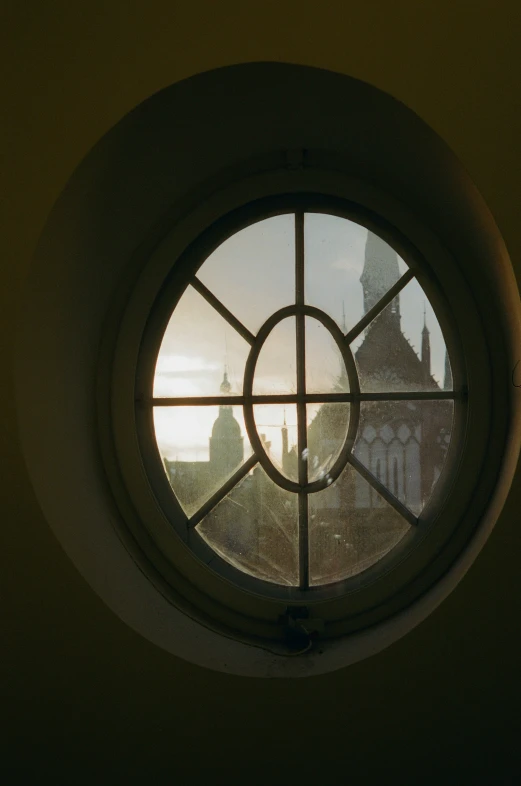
[144,202,459,597]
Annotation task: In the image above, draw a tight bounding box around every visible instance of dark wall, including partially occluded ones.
[3,3,521,783]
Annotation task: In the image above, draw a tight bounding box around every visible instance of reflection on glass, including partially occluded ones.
[354,277,450,393]
[309,464,410,585]
[353,400,454,516]
[305,317,349,394]
[306,403,350,483]
[154,285,250,397]
[154,405,252,518]
[304,214,408,334]
[253,404,298,482]
[253,317,296,395]
[197,467,299,586]
[197,215,295,334]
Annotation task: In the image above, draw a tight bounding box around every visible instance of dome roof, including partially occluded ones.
[211,407,242,439]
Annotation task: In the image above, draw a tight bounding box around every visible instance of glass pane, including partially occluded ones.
[309,464,410,585]
[305,317,349,394]
[353,400,454,516]
[154,405,252,518]
[252,317,296,395]
[304,214,408,334]
[306,402,350,483]
[154,285,250,397]
[197,214,295,334]
[354,277,450,393]
[253,404,298,482]
[197,467,299,586]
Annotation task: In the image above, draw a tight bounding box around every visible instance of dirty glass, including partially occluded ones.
[154,405,252,518]
[253,404,298,482]
[253,317,297,395]
[151,208,457,590]
[306,403,350,483]
[308,464,411,585]
[154,285,250,397]
[354,400,454,516]
[354,277,450,393]
[197,467,299,586]
[304,213,408,335]
[197,214,295,335]
[305,317,349,394]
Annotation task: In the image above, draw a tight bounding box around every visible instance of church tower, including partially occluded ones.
[209,370,244,475]
[281,410,298,478]
[360,231,401,324]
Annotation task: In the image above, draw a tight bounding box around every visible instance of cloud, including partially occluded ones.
[155,354,218,374]
[330,255,364,274]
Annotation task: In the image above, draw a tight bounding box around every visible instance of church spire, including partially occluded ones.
[360,231,401,323]
[281,408,288,460]
[220,367,231,395]
[219,367,232,414]
[421,303,431,381]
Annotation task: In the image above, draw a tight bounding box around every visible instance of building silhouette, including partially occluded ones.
[303,233,452,582]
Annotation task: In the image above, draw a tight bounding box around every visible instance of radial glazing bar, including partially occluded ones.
[295,211,309,588]
[192,277,256,345]
[344,269,414,345]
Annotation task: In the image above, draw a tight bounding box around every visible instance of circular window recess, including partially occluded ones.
[16,64,521,677]
[116,190,472,647]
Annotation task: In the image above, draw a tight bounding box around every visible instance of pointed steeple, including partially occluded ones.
[281,408,288,460]
[218,367,232,413]
[360,231,401,323]
[421,303,431,382]
[220,367,231,395]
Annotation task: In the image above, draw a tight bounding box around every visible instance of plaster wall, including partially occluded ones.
[3,2,521,782]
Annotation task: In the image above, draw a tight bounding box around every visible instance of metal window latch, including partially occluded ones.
[280,606,325,651]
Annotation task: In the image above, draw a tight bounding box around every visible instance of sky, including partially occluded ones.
[153,213,449,463]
